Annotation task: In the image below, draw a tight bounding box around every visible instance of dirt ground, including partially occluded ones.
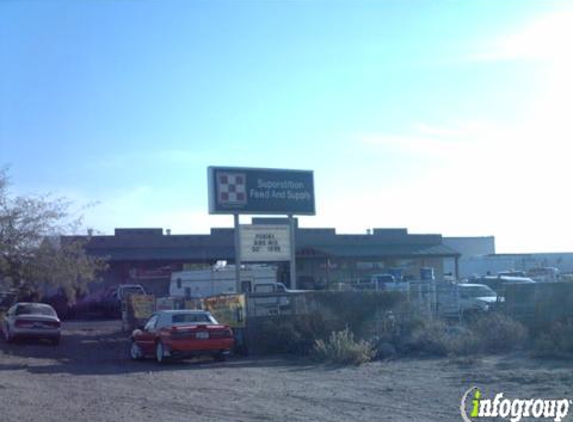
[0,320,572,422]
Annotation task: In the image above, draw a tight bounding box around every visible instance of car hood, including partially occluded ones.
[475,296,498,304]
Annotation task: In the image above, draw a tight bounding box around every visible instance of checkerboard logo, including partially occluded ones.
[217,172,247,205]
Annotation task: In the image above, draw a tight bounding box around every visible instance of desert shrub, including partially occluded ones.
[313,328,374,365]
[534,317,573,357]
[251,291,406,357]
[253,313,329,355]
[369,303,461,356]
[388,303,431,338]
[402,319,480,357]
[252,297,529,358]
[372,339,398,359]
[369,304,430,357]
[402,313,527,356]
[445,326,482,355]
[469,312,528,353]
[310,291,406,337]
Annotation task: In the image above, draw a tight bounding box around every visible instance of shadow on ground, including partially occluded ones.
[0,320,313,376]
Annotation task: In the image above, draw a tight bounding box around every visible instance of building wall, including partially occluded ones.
[297,255,447,286]
[457,253,573,278]
[443,236,496,256]
[72,226,457,291]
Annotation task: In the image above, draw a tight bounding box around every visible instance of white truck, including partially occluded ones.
[437,283,500,317]
[352,274,410,292]
[169,265,288,298]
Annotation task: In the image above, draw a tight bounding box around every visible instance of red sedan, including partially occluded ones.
[129,310,234,363]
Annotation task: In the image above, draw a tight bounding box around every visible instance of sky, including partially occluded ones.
[1,0,573,253]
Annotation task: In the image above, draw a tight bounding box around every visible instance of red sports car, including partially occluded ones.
[129,310,234,363]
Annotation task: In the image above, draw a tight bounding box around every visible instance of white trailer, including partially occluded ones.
[169,265,283,298]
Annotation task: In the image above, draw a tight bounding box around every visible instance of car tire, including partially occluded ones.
[3,326,13,343]
[51,336,61,346]
[155,341,167,364]
[129,340,143,360]
[462,309,480,322]
[213,352,227,362]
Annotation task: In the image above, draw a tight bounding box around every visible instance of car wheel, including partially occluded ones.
[51,336,61,346]
[213,352,227,362]
[462,309,480,322]
[155,341,167,364]
[129,340,143,360]
[3,326,13,343]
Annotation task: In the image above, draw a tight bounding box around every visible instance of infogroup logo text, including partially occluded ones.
[461,387,572,422]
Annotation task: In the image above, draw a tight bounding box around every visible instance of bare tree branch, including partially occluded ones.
[0,168,107,301]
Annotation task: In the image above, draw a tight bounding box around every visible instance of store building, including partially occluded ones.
[64,222,460,293]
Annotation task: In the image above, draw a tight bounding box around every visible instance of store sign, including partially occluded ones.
[239,224,291,262]
[208,166,315,215]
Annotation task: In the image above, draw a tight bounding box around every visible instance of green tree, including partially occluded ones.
[0,168,107,301]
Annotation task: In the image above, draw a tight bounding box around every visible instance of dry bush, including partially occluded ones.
[313,328,374,365]
[469,312,528,353]
[534,317,573,357]
[311,291,406,337]
[254,313,329,355]
[403,319,480,357]
[396,312,526,357]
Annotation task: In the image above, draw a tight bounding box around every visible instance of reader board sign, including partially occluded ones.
[208,166,315,215]
[240,224,291,262]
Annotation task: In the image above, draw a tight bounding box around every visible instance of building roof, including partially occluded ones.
[298,243,460,258]
[86,246,235,262]
[63,226,458,262]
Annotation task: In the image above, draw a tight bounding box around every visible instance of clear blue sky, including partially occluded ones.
[2,1,573,253]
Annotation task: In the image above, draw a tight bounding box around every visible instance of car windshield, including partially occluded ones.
[15,304,56,316]
[373,275,394,283]
[121,286,144,294]
[171,313,215,324]
[462,286,497,298]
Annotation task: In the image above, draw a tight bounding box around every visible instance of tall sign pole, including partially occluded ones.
[234,213,241,293]
[288,214,297,289]
[208,167,315,292]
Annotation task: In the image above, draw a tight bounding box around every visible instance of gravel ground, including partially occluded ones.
[0,320,572,422]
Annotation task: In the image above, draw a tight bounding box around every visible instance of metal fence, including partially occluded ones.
[245,291,313,318]
[116,283,573,354]
[243,290,407,354]
[503,282,573,328]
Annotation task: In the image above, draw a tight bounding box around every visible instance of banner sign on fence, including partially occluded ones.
[239,224,291,262]
[203,294,246,328]
[156,297,202,311]
[208,166,315,215]
[185,300,202,310]
[155,297,175,311]
[129,294,155,319]
[122,294,156,332]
